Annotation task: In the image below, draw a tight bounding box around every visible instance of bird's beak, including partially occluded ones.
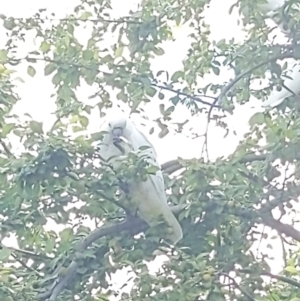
[112,127,123,140]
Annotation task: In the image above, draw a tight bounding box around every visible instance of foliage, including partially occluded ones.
[1,0,300,301]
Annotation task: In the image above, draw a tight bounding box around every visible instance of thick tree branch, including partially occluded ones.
[37,204,186,301]
[262,215,300,242]
[238,269,300,289]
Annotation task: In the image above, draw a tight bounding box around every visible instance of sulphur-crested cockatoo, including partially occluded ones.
[97,116,183,244]
[262,64,300,107]
[240,0,300,108]
[258,0,291,35]
[241,0,290,35]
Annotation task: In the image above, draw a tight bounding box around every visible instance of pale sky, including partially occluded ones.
[0,0,297,297]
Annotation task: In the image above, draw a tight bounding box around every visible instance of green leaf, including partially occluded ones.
[0,248,11,262]
[115,46,124,57]
[158,92,164,100]
[3,19,14,30]
[284,266,299,275]
[171,71,184,82]
[82,50,94,60]
[29,121,43,134]
[79,11,92,20]
[146,165,159,174]
[249,112,265,127]
[27,65,36,77]
[40,41,50,53]
[153,47,165,56]
[212,66,220,75]
[79,116,89,128]
[170,95,180,105]
[145,86,156,97]
[0,50,8,63]
[2,123,15,136]
[52,72,61,85]
[44,63,57,76]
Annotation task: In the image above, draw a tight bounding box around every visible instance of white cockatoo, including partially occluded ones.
[97,116,183,244]
[258,0,290,35]
[262,64,300,107]
[241,0,290,35]
[240,0,300,108]
[253,0,300,108]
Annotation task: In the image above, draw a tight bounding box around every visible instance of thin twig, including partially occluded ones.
[201,50,300,157]
[11,252,43,277]
[1,243,52,260]
[6,16,142,25]
[0,139,14,157]
[279,233,288,266]
[216,51,300,106]
[152,83,219,108]
[221,273,257,301]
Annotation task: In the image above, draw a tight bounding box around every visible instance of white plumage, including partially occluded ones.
[241,0,289,35]
[262,64,300,107]
[260,0,300,108]
[241,0,300,108]
[97,116,183,244]
[259,0,290,35]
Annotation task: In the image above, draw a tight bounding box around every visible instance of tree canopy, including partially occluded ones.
[1,0,300,300]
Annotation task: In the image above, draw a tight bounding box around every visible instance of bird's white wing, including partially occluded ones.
[262,64,300,107]
[240,0,300,107]
[260,0,285,12]
[127,123,183,244]
[242,0,290,35]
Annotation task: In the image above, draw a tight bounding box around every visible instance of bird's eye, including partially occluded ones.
[108,123,111,127]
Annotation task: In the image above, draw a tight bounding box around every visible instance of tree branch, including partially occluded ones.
[1,243,51,260]
[216,50,300,106]
[161,152,300,175]
[151,83,220,108]
[201,48,300,158]
[238,269,300,289]
[221,273,257,301]
[3,15,142,25]
[37,204,186,300]
[262,215,300,242]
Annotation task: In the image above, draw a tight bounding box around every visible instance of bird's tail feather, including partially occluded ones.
[135,191,183,244]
